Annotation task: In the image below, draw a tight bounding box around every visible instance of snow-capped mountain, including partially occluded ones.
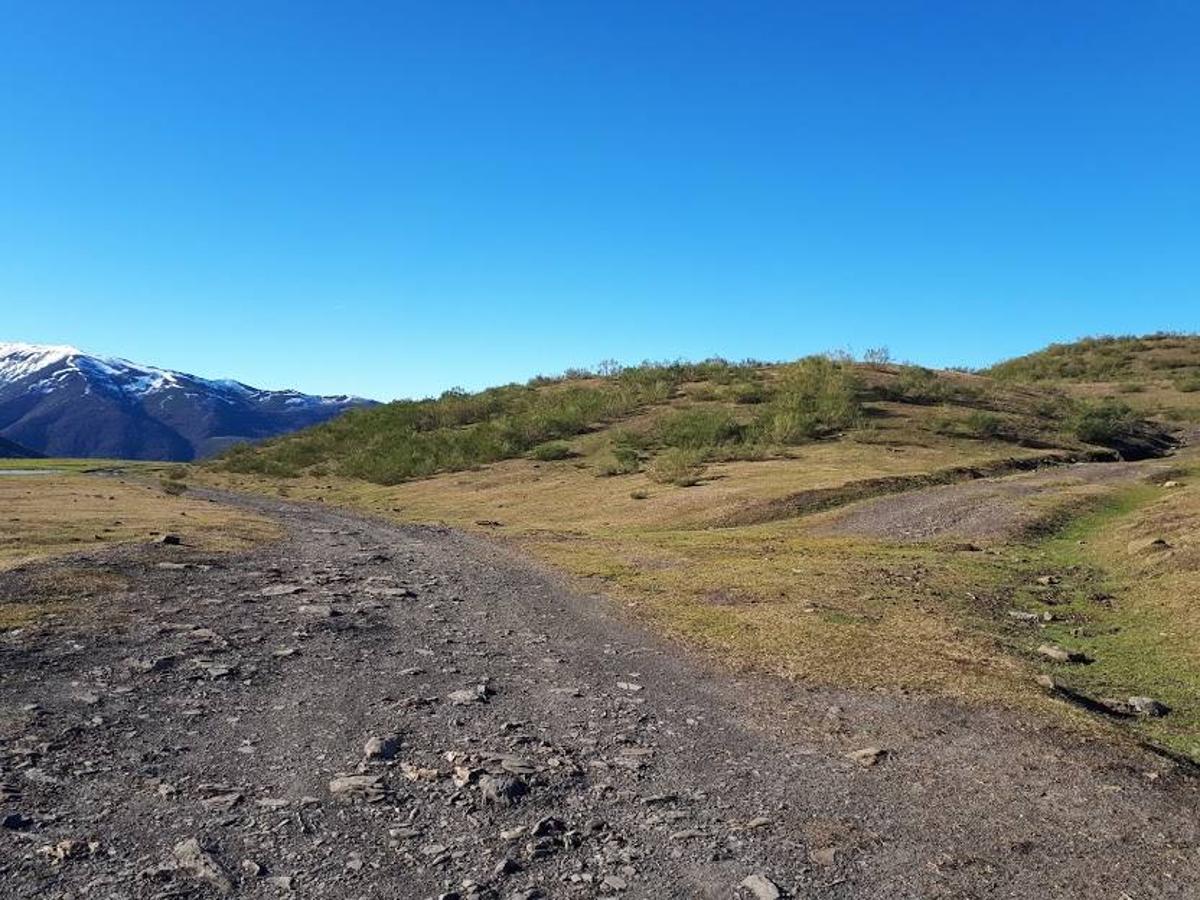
[0,342,375,461]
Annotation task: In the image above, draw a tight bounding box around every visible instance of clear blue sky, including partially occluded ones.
[2,2,1197,400]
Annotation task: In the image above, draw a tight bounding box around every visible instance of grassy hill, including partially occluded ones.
[217,354,1170,487]
[197,338,1200,759]
[989,332,1200,384]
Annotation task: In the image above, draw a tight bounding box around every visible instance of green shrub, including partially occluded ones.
[730,381,768,404]
[889,365,959,404]
[658,408,743,449]
[1173,372,1200,393]
[962,410,1008,439]
[753,356,860,444]
[1071,399,1138,446]
[597,443,641,476]
[647,448,707,486]
[531,441,572,461]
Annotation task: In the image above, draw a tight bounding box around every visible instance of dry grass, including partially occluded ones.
[0,472,278,570]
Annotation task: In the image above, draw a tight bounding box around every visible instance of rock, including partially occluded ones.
[127,654,176,673]
[531,816,566,837]
[1007,610,1040,623]
[241,859,265,877]
[363,734,400,760]
[260,584,306,597]
[1128,537,1172,555]
[601,874,628,892]
[616,681,643,692]
[1162,480,1180,488]
[448,684,490,705]
[846,746,886,767]
[1035,673,1057,690]
[479,774,528,806]
[2,812,33,830]
[328,774,386,800]
[39,839,95,863]
[173,837,233,895]
[200,791,243,812]
[740,873,783,900]
[1035,575,1060,586]
[1037,643,1088,664]
[297,603,337,617]
[157,533,182,546]
[1129,696,1170,717]
[494,856,523,877]
[495,754,537,775]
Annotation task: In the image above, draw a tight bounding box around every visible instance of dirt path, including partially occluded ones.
[817,455,1183,542]
[3,490,1199,899]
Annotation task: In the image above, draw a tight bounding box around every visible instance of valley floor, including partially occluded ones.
[3,488,1199,898]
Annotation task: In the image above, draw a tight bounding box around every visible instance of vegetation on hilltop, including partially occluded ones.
[988,332,1200,385]
[215,348,1174,486]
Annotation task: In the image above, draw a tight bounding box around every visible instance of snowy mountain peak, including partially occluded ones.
[0,341,376,460]
[0,342,84,382]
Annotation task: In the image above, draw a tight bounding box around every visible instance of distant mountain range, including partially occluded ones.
[0,342,374,461]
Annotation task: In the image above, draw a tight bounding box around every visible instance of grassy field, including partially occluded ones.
[1,465,276,571]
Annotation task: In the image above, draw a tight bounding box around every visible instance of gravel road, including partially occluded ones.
[817,456,1182,542]
[2,489,1198,899]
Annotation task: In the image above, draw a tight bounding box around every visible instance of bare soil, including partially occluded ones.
[816,457,1182,542]
[2,489,1199,899]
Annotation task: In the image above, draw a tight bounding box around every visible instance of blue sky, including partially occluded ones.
[2,2,1197,400]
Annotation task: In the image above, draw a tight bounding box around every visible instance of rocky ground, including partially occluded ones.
[2,488,1199,899]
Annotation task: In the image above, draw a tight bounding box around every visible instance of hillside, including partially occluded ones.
[0,435,38,458]
[988,332,1200,384]
[218,354,1173,487]
[0,342,374,461]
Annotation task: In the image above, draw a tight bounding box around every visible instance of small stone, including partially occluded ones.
[2,812,33,830]
[740,873,782,900]
[616,681,643,692]
[494,856,523,877]
[328,774,386,798]
[846,746,886,767]
[1035,673,1057,690]
[601,874,628,892]
[241,859,265,877]
[447,685,489,705]
[1037,643,1088,664]
[531,816,566,837]
[1007,610,1040,622]
[157,533,182,545]
[479,774,528,806]
[260,584,306,597]
[173,837,233,895]
[363,734,400,760]
[200,792,243,812]
[1129,696,1170,717]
